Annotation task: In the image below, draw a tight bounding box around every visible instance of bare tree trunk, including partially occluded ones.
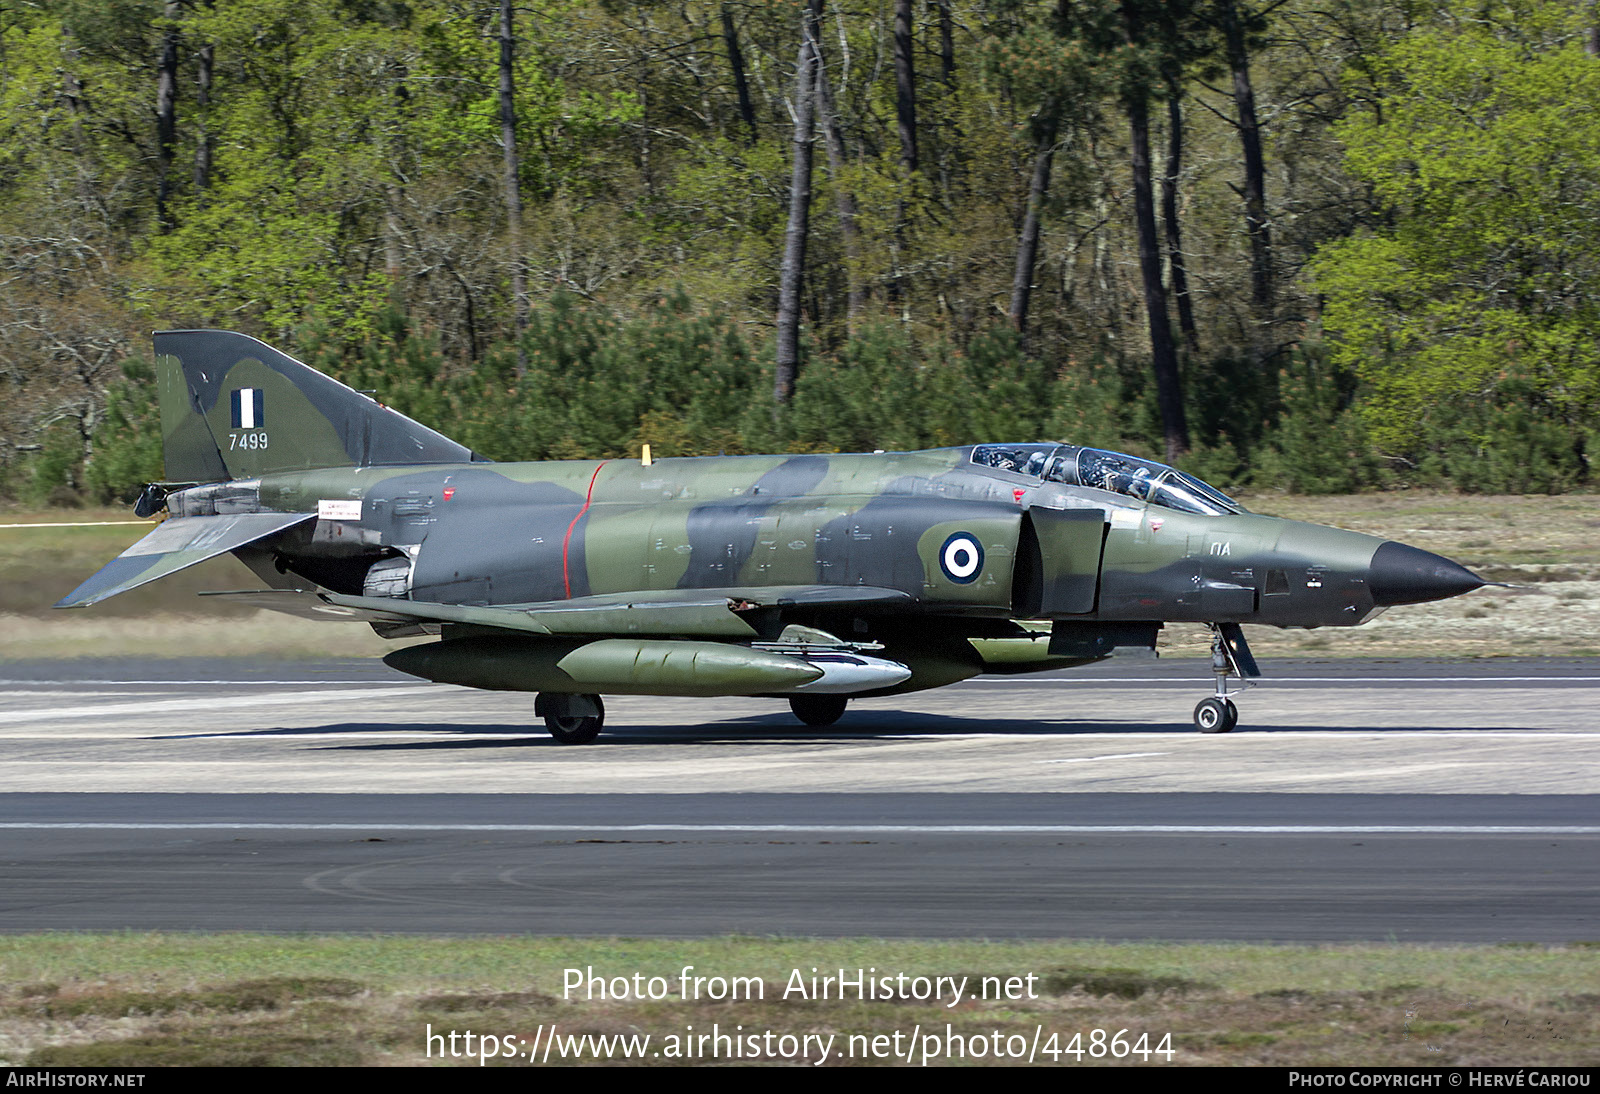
[889,0,917,305]
[937,0,956,87]
[1010,112,1057,350]
[1219,0,1272,342]
[155,1,181,233]
[384,73,409,288]
[1121,0,1189,462]
[775,0,823,405]
[193,37,213,200]
[892,0,917,172]
[499,0,527,373]
[384,187,405,283]
[1162,83,1198,353]
[721,5,759,145]
[814,44,864,330]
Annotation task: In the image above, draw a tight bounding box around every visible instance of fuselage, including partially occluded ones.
[169,443,1477,634]
[64,330,1491,736]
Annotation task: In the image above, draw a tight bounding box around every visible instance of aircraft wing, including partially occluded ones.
[280,584,917,639]
[53,512,315,608]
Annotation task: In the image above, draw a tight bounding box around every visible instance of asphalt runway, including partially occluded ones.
[0,656,1596,939]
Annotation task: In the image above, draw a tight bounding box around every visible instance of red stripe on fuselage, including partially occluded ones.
[562,461,609,599]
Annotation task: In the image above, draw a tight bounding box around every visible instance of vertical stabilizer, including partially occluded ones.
[153,329,482,482]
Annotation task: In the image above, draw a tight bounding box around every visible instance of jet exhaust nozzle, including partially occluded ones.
[1368,541,1486,607]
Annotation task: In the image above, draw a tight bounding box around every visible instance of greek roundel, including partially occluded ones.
[939,532,984,584]
[230,388,264,429]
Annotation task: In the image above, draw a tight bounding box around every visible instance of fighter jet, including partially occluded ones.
[58,330,1487,741]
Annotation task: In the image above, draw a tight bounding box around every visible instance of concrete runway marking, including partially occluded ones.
[0,822,1596,834]
[1036,751,1170,764]
[0,686,448,725]
[3,662,1597,794]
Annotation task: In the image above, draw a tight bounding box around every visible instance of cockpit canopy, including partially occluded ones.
[969,442,1243,516]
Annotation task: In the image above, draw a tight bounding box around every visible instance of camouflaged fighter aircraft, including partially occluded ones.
[58,330,1488,741]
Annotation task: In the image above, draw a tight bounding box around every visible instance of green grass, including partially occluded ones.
[2,935,1598,1066]
[4,934,1599,997]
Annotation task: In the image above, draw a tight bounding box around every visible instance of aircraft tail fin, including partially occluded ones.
[153,329,482,483]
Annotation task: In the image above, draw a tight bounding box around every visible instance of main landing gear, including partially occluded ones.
[535,693,605,744]
[789,694,848,727]
[1194,623,1260,734]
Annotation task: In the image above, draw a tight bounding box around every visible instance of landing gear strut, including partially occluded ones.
[536,693,605,744]
[1194,623,1259,734]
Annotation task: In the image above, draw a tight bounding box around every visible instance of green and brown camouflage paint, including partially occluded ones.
[58,331,1485,719]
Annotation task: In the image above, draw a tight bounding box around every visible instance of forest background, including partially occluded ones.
[2,0,1597,506]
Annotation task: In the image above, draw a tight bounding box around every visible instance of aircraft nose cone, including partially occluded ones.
[1368,541,1485,607]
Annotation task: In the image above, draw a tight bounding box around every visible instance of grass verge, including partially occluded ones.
[1,935,1597,1066]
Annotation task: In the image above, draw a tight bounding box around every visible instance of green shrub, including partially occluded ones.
[83,357,163,504]
[1255,350,1385,494]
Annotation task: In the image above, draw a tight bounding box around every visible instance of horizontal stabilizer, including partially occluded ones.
[53,512,314,608]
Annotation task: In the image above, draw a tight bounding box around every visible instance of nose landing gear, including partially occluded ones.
[1194,695,1238,733]
[1195,623,1259,733]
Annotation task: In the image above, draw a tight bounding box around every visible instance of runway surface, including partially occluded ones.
[0,656,1596,939]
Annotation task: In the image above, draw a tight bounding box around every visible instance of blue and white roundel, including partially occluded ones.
[939,532,984,584]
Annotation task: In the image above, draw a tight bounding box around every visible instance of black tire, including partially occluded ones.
[789,694,848,727]
[1194,697,1236,734]
[543,694,605,744]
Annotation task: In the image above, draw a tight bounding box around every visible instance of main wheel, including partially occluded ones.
[541,694,606,744]
[1194,697,1237,734]
[789,694,848,727]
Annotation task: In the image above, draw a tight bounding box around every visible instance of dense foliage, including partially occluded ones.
[2,0,1597,503]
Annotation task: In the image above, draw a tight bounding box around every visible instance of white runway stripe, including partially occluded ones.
[1036,752,1170,764]
[0,822,1595,835]
[0,686,447,725]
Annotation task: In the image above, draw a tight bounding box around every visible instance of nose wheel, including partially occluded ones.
[1194,623,1260,734]
[1194,696,1239,733]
